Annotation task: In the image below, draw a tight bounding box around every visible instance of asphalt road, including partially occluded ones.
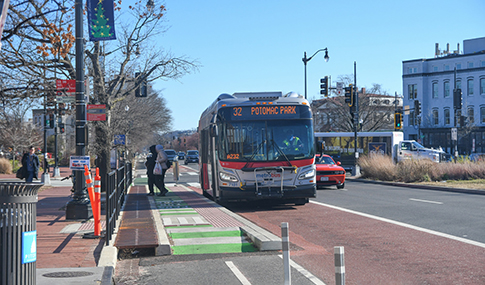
[315,180,485,244]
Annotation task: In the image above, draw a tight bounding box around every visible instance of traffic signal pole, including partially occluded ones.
[352,62,360,176]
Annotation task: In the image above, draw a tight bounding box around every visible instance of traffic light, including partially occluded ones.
[49,114,55,129]
[59,123,65,133]
[453,88,462,109]
[394,112,403,130]
[320,76,329,97]
[45,115,50,128]
[344,84,353,106]
[135,72,148,97]
[46,94,56,106]
[414,100,421,115]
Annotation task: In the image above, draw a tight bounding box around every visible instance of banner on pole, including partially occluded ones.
[87,0,116,41]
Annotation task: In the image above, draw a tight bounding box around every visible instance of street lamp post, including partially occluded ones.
[302,48,329,100]
[66,0,91,220]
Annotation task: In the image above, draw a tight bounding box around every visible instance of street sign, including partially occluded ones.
[87,104,106,121]
[336,82,343,96]
[69,156,90,170]
[56,79,76,103]
[451,127,457,141]
[114,134,126,145]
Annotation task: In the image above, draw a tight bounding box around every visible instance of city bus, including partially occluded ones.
[198,92,316,205]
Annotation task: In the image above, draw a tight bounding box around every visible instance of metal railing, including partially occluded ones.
[105,162,132,246]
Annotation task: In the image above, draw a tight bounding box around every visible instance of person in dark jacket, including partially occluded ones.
[145,145,168,196]
[21,146,40,182]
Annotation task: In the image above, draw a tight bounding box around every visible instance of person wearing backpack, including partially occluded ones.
[145,145,168,196]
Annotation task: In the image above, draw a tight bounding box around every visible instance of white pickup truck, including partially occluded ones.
[395,140,446,163]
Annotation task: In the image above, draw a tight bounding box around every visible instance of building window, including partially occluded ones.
[468,79,474,96]
[409,111,415,126]
[433,109,439,125]
[468,62,474,68]
[432,82,438,98]
[444,65,450,71]
[408,84,417,99]
[433,66,438,72]
[444,109,450,125]
[481,78,485,95]
[468,107,475,124]
[457,63,462,69]
[457,80,462,91]
[444,81,450,98]
[481,106,485,124]
[482,61,485,67]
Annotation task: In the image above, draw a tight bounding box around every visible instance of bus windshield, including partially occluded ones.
[218,119,314,162]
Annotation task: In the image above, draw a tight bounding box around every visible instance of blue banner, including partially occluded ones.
[87,0,116,41]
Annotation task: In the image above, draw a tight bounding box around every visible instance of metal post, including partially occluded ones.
[303,52,308,100]
[334,246,345,285]
[453,67,458,158]
[281,222,291,285]
[66,0,91,219]
[352,62,360,176]
[41,58,50,185]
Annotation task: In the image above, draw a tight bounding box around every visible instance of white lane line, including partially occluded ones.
[225,261,251,285]
[278,255,327,285]
[311,200,485,249]
[409,198,443,205]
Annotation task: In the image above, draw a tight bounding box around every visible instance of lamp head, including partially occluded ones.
[324,49,329,62]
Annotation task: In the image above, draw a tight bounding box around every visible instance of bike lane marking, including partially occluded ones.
[225,261,252,285]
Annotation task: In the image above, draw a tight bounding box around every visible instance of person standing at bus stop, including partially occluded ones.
[21,146,40,182]
[155,144,169,196]
[145,145,168,196]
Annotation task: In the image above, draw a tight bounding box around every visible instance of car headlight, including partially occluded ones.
[219,172,238,182]
[298,168,315,180]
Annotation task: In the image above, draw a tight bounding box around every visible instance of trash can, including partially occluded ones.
[0,182,43,285]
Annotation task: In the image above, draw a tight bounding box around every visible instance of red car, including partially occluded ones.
[316,154,346,189]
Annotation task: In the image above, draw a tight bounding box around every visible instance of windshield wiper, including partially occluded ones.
[269,139,292,166]
[243,139,266,169]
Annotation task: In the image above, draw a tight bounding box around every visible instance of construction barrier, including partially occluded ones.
[84,165,101,237]
[94,168,102,237]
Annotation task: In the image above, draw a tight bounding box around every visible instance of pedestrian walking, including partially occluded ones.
[21,146,40,182]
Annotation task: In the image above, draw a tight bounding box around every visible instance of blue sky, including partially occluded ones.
[141,0,485,131]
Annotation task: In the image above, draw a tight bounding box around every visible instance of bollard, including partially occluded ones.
[281,222,291,285]
[84,165,96,220]
[94,168,101,236]
[334,246,345,285]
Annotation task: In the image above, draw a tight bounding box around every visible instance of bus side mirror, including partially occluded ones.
[210,125,218,137]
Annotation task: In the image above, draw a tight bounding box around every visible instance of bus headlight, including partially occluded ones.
[219,172,238,182]
[298,168,315,180]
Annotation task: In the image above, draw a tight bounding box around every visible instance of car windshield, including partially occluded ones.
[165,150,176,155]
[317,156,335,165]
[187,151,198,155]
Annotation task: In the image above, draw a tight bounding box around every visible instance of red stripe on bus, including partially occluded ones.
[219,158,314,169]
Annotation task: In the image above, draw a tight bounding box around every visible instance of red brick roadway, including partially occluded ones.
[235,202,485,284]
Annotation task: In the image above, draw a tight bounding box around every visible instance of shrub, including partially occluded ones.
[358,154,397,181]
[0,158,13,174]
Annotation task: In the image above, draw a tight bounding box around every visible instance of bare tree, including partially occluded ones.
[312,75,396,132]
[0,98,43,162]
[1,1,198,180]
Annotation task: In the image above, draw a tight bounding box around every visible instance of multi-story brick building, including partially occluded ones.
[402,37,485,155]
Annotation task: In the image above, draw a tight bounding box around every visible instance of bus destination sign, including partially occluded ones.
[231,105,300,120]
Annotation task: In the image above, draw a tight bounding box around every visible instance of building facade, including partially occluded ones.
[402,37,485,155]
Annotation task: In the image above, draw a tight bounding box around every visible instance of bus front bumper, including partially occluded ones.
[219,184,316,201]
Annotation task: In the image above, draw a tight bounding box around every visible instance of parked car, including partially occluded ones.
[315,154,346,189]
[178,152,185,160]
[185,150,199,164]
[470,153,485,162]
[164,149,178,162]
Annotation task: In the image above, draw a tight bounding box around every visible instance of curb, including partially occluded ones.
[348,177,485,195]
[146,185,172,256]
